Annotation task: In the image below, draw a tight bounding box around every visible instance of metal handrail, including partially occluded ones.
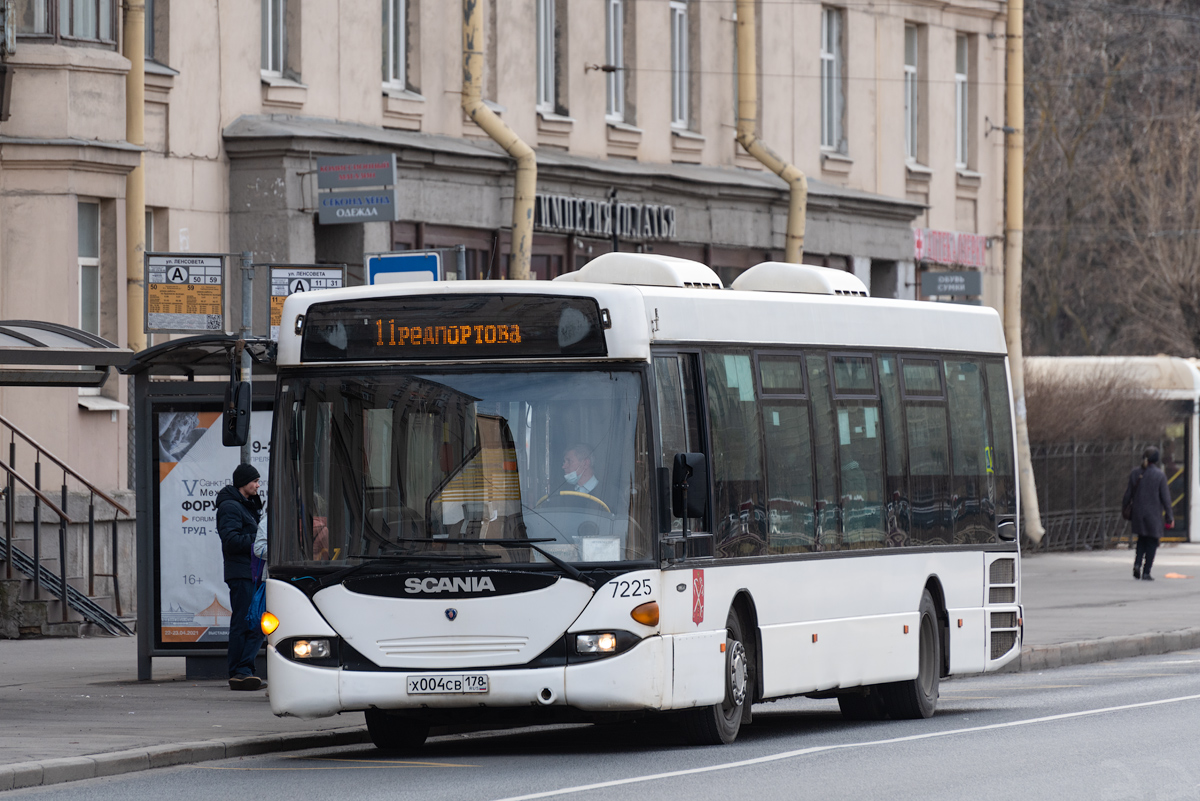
[0,413,129,516]
[0,460,71,522]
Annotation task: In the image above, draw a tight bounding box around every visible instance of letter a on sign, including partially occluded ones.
[692,568,705,625]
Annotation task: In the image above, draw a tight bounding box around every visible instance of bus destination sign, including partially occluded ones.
[301,295,608,361]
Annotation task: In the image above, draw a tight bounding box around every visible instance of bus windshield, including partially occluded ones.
[271,367,652,569]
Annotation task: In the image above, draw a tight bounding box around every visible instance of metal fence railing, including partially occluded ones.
[1030,439,1170,552]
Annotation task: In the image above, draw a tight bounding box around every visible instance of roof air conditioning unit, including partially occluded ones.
[731,262,868,296]
[554,253,723,289]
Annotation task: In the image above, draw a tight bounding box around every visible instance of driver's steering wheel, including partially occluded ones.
[536,490,612,514]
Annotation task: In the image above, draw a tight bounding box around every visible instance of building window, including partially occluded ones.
[956,33,969,169]
[383,0,406,90]
[536,0,554,111]
[261,0,285,75]
[670,1,689,128]
[145,0,154,57]
[606,0,624,122]
[904,24,918,162]
[15,0,116,43]
[78,202,100,337]
[820,7,844,152]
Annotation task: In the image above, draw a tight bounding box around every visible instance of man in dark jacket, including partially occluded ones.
[1123,446,1174,581]
[217,463,265,690]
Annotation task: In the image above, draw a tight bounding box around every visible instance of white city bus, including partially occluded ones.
[263,254,1022,748]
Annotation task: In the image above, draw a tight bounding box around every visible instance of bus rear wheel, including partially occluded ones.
[365,708,430,751]
[880,589,940,719]
[680,610,750,745]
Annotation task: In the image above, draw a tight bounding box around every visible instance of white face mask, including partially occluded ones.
[563,471,579,484]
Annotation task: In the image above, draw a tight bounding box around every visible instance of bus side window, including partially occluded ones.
[946,360,992,544]
[902,358,951,546]
[759,354,816,554]
[832,354,886,550]
[985,361,1016,522]
[806,354,841,550]
[878,355,910,546]
[704,351,767,558]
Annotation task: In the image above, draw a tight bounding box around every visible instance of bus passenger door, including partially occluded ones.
[653,353,709,557]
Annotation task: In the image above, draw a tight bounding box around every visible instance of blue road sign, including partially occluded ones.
[367,252,442,285]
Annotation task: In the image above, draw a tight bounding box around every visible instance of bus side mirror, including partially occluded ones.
[223,380,252,447]
[997,520,1017,542]
[672,453,707,519]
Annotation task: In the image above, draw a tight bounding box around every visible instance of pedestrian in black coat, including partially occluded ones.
[217,463,265,689]
[1123,446,1174,581]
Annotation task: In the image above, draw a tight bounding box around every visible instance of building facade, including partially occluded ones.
[0,0,1009,490]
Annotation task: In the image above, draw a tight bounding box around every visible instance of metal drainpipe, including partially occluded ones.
[124,1,147,351]
[1003,0,1044,544]
[462,0,534,280]
[735,0,806,264]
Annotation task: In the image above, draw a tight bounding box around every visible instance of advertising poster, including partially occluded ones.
[156,410,271,645]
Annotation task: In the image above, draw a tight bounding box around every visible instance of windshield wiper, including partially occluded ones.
[389,537,600,589]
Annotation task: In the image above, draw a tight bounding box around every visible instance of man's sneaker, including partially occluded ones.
[1143,573,1155,581]
[229,675,263,691]
[1133,566,1142,580]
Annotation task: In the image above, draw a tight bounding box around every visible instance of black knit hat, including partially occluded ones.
[232,463,260,489]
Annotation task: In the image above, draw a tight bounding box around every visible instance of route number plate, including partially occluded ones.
[406,674,490,694]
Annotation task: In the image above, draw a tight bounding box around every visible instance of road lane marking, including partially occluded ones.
[489,692,1200,801]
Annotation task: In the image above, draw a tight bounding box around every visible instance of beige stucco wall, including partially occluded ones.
[0,0,1009,494]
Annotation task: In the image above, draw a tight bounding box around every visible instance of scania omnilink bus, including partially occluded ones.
[263,253,1022,748]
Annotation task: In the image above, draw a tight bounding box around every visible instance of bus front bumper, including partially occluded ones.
[268,635,669,719]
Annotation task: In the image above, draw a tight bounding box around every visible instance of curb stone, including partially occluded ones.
[0,727,370,792]
[1019,627,1200,671]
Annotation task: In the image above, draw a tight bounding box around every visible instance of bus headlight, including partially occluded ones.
[571,630,641,661]
[293,639,331,659]
[278,636,340,667]
[576,633,618,653]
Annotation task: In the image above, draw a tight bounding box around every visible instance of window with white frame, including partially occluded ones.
[904,24,918,161]
[536,0,555,111]
[670,1,689,128]
[606,0,625,122]
[820,7,844,152]
[956,34,969,169]
[16,0,116,42]
[78,202,100,337]
[261,0,285,75]
[383,0,406,90]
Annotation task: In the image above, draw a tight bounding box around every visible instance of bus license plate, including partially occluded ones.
[406,674,490,695]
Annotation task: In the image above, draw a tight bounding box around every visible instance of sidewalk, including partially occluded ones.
[2,543,1199,790]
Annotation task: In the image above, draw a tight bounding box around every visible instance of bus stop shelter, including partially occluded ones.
[121,335,276,680]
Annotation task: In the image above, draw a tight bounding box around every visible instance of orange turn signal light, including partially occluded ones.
[261,612,280,635]
[630,601,659,626]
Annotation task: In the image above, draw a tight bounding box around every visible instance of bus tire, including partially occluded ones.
[837,686,888,721]
[680,610,749,745]
[880,590,940,719]
[365,709,429,751]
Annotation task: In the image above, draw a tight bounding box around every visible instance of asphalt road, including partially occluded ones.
[10,652,1200,801]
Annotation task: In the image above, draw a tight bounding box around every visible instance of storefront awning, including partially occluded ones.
[0,321,132,387]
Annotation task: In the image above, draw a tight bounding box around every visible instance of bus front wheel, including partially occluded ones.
[680,610,750,745]
[880,589,940,719]
[365,708,430,751]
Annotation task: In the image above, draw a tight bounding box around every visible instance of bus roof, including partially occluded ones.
[278,274,1007,366]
